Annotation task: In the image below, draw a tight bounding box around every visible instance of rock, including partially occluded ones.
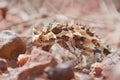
[0,30,26,60]
[17,54,30,67]
[101,52,120,80]
[75,72,93,80]
[25,48,57,66]
[0,58,8,73]
[45,61,74,80]
[74,71,94,80]
[108,64,120,80]
[6,48,56,80]
[90,62,103,78]
[0,30,26,68]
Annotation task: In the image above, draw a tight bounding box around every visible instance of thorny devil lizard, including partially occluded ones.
[32,22,111,69]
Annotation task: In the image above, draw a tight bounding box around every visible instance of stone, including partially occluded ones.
[0,30,26,60]
[0,30,26,68]
[17,54,30,67]
[101,52,120,80]
[0,58,8,73]
[75,72,93,80]
[45,61,74,80]
[90,62,103,78]
[6,48,56,80]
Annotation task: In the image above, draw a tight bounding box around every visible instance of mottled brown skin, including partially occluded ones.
[32,22,111,69]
